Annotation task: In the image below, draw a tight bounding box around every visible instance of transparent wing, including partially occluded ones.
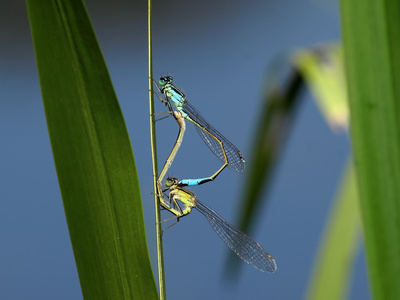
[181,100,246,173]
[195,200,277,273]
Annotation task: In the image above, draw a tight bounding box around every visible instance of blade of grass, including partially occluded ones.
[340,0,400,298]
[306,161,360,300]
[147,0,166,298]
[27,0,157,298]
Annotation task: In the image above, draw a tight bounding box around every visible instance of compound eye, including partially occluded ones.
[164,178,172,187]
[165,177,179,187]
[158,77,167,86]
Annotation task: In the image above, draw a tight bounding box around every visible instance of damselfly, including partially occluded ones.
[160,177,277,273]
[154,75,245,186]
[157,111,185,196]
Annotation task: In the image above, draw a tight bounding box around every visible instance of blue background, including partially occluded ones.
[0,0,370,299]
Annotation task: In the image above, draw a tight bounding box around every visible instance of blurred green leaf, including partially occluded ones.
[228,57,304,274]
[232,45,352,280]
[27,0,158,298]
[306,162,359,300]
[340,0,400,298]
[294,45,360,299]
[293,44,348,131]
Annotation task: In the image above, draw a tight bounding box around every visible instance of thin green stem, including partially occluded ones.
[148,0,166,299]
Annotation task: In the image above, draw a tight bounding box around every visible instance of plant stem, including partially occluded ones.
[148,0,166,298]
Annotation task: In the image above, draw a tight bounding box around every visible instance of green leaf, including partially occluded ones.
[294,45,361,299]
[306,162,360,300]
[228,57,303,274]
[233,44,361,299]
[340,0,400,298]
[27,0,158,298]
[292,44,349,131]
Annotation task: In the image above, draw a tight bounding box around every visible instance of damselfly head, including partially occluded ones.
[159,76,173,86]
[165,176,179,188]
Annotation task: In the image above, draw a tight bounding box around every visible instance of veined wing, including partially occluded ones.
[195,200,277,273]
[181,99,246,173]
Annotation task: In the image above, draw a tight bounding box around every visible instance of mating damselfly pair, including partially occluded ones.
[154,75,277,273]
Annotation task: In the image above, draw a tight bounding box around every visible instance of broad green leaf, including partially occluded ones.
[340,0,400,298]
[27,0,158,298]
